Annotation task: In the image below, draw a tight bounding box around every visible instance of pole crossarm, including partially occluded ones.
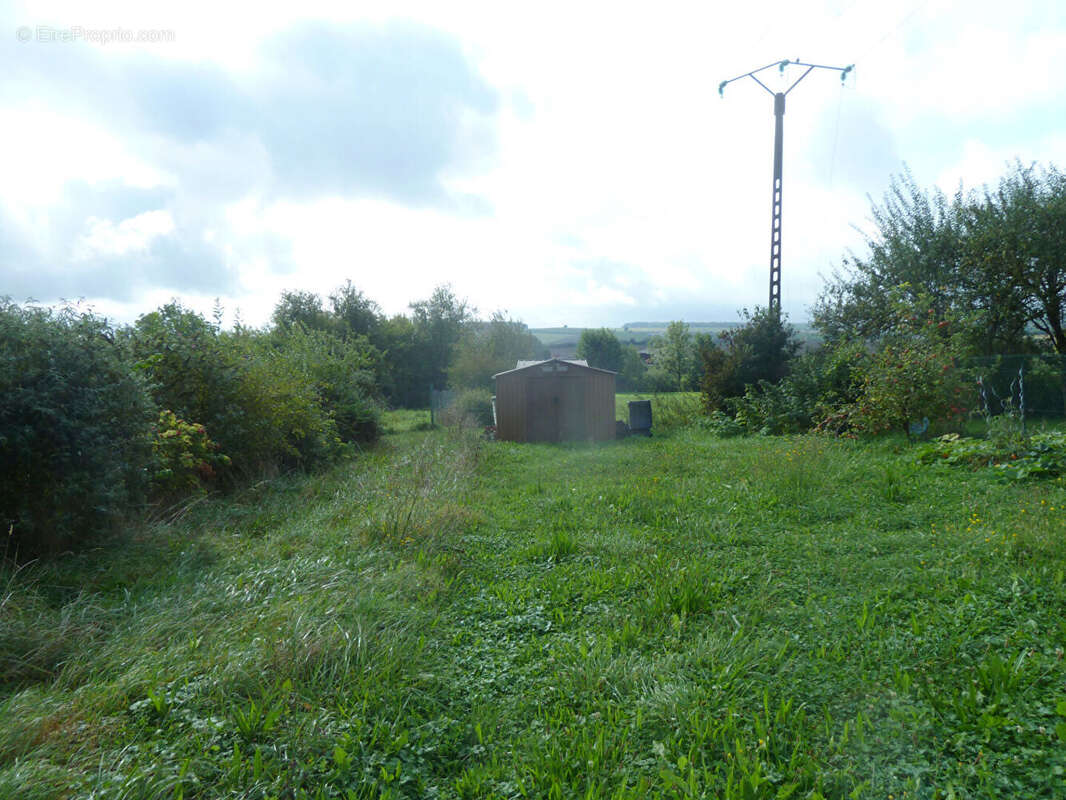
[718,59,853,98]
[718,58,853,314]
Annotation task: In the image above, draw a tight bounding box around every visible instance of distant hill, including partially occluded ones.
[530,322,821,358]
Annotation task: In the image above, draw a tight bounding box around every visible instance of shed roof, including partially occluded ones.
[493,358,616,378]
[515,358,588,369]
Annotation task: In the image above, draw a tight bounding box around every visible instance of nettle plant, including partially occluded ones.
[850,289,973,436]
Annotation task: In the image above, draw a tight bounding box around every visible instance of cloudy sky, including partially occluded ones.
[2,0,1064,327]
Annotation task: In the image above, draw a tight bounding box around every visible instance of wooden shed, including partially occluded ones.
[493,359,616,443]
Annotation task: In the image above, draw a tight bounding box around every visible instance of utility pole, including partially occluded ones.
[719,59,852,315]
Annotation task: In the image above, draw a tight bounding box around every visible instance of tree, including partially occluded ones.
[377,314,424,407]
[126,301,234,428]
[650,321,694,391]
[410,285,474,390]
[967,163,1066,354]
[814,168,968,343]
[700,307,800,411]
[329,281,382,341]
[127,302,350,475]
[576,328,624,372]
[618,344,647,392]
[271,290,334,334]
[814,163,1064,357]
[449,312,548,389]
[847,290,971,436]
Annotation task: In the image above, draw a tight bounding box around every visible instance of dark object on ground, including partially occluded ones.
[628,400,652,436]
[615,419,630,438]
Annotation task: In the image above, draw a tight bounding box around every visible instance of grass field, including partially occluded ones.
[2,420,1065,798]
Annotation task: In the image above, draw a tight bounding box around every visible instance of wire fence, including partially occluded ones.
[965,354,1066,420]
[429,388,457,425]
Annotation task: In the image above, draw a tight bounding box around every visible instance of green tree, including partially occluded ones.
[618,344,647,392]
[271,325,382,443]
[651,321,694,391]
[848,290,972,436]
[813,163,1065,357]
[271,290,334,334]
[329,281,382,341]
[966,162,1066,354]
[126,302,347,476]
[377,315,425,408]
[814,168,970,344]
[410,285,474,390]
[125,302,235,429]
[576,328,624,372]
[700,308,800,411]
[449,312,548,389]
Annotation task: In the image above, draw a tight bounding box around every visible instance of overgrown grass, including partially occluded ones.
[2,424,1065,798]
[380,407,434,434]
[617,392,703,432]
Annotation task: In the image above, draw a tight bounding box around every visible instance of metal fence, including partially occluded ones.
[429,388,456,426]
[966,354,1066,420]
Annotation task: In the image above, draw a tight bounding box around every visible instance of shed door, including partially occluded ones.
[525,375,586,442]
[526,376,558,442]
[557,378,587,440]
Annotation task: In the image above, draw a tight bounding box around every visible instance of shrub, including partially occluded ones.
[0,301,155,555]
[649,392,704,432]
[846,293,972,436]
[125,304,356,477]
[150,410,230,497]
[731,379,812,435]
[220,331,343,473]
[849,337,969,436]
[271,326,382,445]
[700,307,801,412]
[695,410,745,437]
[730,344,867,435]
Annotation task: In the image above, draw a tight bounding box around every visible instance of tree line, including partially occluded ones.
[0,283,546,557]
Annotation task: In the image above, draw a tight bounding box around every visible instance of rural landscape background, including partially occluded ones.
[4,158,1066,796]
[5,0,1066,797]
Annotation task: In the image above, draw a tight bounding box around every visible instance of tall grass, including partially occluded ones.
[1,427,1065,797]
[616,391,703,433]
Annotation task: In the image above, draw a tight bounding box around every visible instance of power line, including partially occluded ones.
[828,83,845,186]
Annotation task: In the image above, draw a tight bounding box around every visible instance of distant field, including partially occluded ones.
[531,322,822,354]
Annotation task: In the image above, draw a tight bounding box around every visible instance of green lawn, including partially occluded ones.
[2,426,1065,798]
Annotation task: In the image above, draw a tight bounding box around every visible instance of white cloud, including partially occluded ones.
[0,109,170,210]
[936,134,1066,195]
[72,209,175,260]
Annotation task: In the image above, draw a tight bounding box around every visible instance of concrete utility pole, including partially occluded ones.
[719,59,853,315]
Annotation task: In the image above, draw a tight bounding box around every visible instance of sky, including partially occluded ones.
[2,0,1065,328]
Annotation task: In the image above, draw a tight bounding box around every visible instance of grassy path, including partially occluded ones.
[2,427,1065,798]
